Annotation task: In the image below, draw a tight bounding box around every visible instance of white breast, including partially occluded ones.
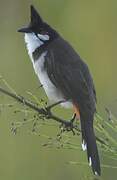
[24,33,72,108]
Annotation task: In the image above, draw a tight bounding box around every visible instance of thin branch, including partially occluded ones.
[0,87,76,128]
[0,86,110,147]
[0,87,46,114]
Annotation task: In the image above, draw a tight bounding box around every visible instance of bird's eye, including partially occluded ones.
[40,30,48,35]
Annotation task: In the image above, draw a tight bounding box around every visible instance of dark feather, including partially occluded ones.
[44,37,96,112]
[44,37,100,175]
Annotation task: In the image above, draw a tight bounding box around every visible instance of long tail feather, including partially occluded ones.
[80,111,101,175]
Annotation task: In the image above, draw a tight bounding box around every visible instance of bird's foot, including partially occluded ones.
[59,113,76,135]
[46,100,65,111]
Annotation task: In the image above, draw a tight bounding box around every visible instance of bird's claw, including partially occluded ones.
[59,115,76,135]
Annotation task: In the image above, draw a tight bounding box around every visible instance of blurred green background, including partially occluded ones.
[0,0,117,179]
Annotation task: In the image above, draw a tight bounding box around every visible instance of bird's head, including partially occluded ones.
[18,5,58,43]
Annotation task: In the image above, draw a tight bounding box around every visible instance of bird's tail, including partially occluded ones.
[80,111,101,176]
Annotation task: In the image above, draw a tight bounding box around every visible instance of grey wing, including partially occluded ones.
[44,46,96,114]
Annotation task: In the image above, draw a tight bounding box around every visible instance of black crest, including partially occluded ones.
[18,5,59,41]
[30,5,43,26]
[18,5,44,33]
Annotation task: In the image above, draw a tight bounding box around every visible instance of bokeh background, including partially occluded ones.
[0,0,117,179]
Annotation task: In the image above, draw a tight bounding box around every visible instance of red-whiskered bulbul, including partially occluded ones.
[18,5,101,175]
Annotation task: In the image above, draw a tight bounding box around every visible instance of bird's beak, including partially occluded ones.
[18,26,32,33]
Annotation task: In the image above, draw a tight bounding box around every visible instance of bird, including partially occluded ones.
[18,5,101,176]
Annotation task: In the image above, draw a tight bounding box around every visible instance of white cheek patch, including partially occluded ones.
[25,33,44,51]
[37,34,50,41]
[24,33,44,63]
